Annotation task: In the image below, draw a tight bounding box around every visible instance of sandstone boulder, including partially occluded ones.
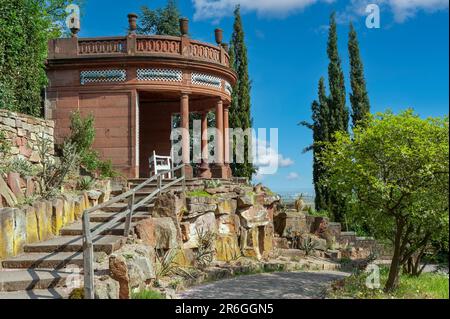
[135,217,178,250]
[273,210,308,238]
[0,176,17,207]
[94,276,120,299]
[183,212,217,249]
[239,206,270,228]
[109,244,156,299]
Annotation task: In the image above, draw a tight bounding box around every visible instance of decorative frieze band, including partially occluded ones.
[80,69,126,85]
[225,81,233,96]
[191,72,222,88]
[137,68,183,82]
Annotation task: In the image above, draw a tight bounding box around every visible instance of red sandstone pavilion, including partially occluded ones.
[45,14,236,179]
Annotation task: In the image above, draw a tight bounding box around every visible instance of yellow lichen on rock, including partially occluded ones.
[215,235,241,262]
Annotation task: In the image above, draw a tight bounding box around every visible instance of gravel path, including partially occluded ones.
[177,271,349,299]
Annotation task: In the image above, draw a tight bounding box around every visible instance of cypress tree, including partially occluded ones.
[325,13,349,222]
[138,0,181,36]
[307,78,331,211]
[327,12,349,136]
[348,23,370,128]
[229,5,255,179]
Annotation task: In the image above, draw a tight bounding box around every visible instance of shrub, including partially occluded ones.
[0,130,11,158]
[155,248,179,279]
[299,235,319,256]
[131,289,165,299]
[195,227,216,269]
[68,288,84,299]
[4,158,35,177]
[78,176,95,191]
[67,111,117,178]
[37,133,80,199]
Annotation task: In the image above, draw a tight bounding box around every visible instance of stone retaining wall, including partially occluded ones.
[0,109,55,164]
[0,182,111,262]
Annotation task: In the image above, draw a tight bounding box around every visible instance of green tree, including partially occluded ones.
[327,12,349,135]
[348,23,370,128]
[300,78,330,211]
[0,0,82,116]
[320,110,449,291]
[229,5,255,179]
[138,0,181,36]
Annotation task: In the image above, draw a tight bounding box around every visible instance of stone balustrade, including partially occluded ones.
[49,35,230,68]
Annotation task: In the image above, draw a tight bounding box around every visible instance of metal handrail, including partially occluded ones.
[82,164,187,299]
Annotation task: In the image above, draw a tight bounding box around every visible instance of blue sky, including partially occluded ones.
[78,0,449,194]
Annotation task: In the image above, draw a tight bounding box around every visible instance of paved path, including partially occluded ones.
[177,271,349,299]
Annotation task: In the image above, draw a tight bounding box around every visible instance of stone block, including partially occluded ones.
[0,208,14,259]
[94,276,120,299]
[51,198,64,235]
[183,212,217,249]
[135,217,179,250]
[12,208,26,255]
[62,196,75,225]
[24,205,39,244]
[239,206,270,228]
[0,176,18,207]
[215,235,241,262]
[216,198,237,215]
[7,172,24,200]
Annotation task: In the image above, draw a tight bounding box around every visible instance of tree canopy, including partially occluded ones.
[320,110,449,290]
[0,0,82,116]
[229,5,255,180]
[137,0,181,36]
[348,23,370,128]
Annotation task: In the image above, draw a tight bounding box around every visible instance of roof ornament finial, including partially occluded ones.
[128,13,138,35]
[180,18,189,36]
[215,28,223,45]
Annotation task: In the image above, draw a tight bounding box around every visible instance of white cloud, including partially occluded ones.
[337,0,449,24]
[287,172,300,180]
[192,0,448,23]
[279,156,295,167]
[389,0,449,22]
[192,0,334,20]
[253,137,294,176]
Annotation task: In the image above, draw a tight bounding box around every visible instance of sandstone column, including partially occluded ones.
[223,106,231,178]
[199,111,212,178]
[180,94,193,178]
[212,99,226,178]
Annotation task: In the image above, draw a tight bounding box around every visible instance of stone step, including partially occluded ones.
[23,235,125,254]
[0,269,72,292]
[1,252,84,269]
[0,288,68,299]
[60,221,136,236]
[340,231,357,236]
[89,211,150,223]
[102,202,153,213]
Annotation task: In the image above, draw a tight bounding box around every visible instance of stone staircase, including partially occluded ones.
[0,178,214,299]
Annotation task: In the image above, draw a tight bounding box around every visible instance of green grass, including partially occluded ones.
[329,267,449,299]
[131,289,166,299]
[186,190,213,197]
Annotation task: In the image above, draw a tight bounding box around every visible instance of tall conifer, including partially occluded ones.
[229,5,255,179]
[348,23,371,128]
[327,13,349,135]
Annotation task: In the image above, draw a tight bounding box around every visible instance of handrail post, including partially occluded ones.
[157,174,162,195]
[82,211,94,299]
[124,191,135,237]
[181,165,186,192]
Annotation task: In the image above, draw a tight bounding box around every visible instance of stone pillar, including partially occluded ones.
[180,94,193,178]
[212,99,227,178]
[199,112,212,178]
[223,106,232,178]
